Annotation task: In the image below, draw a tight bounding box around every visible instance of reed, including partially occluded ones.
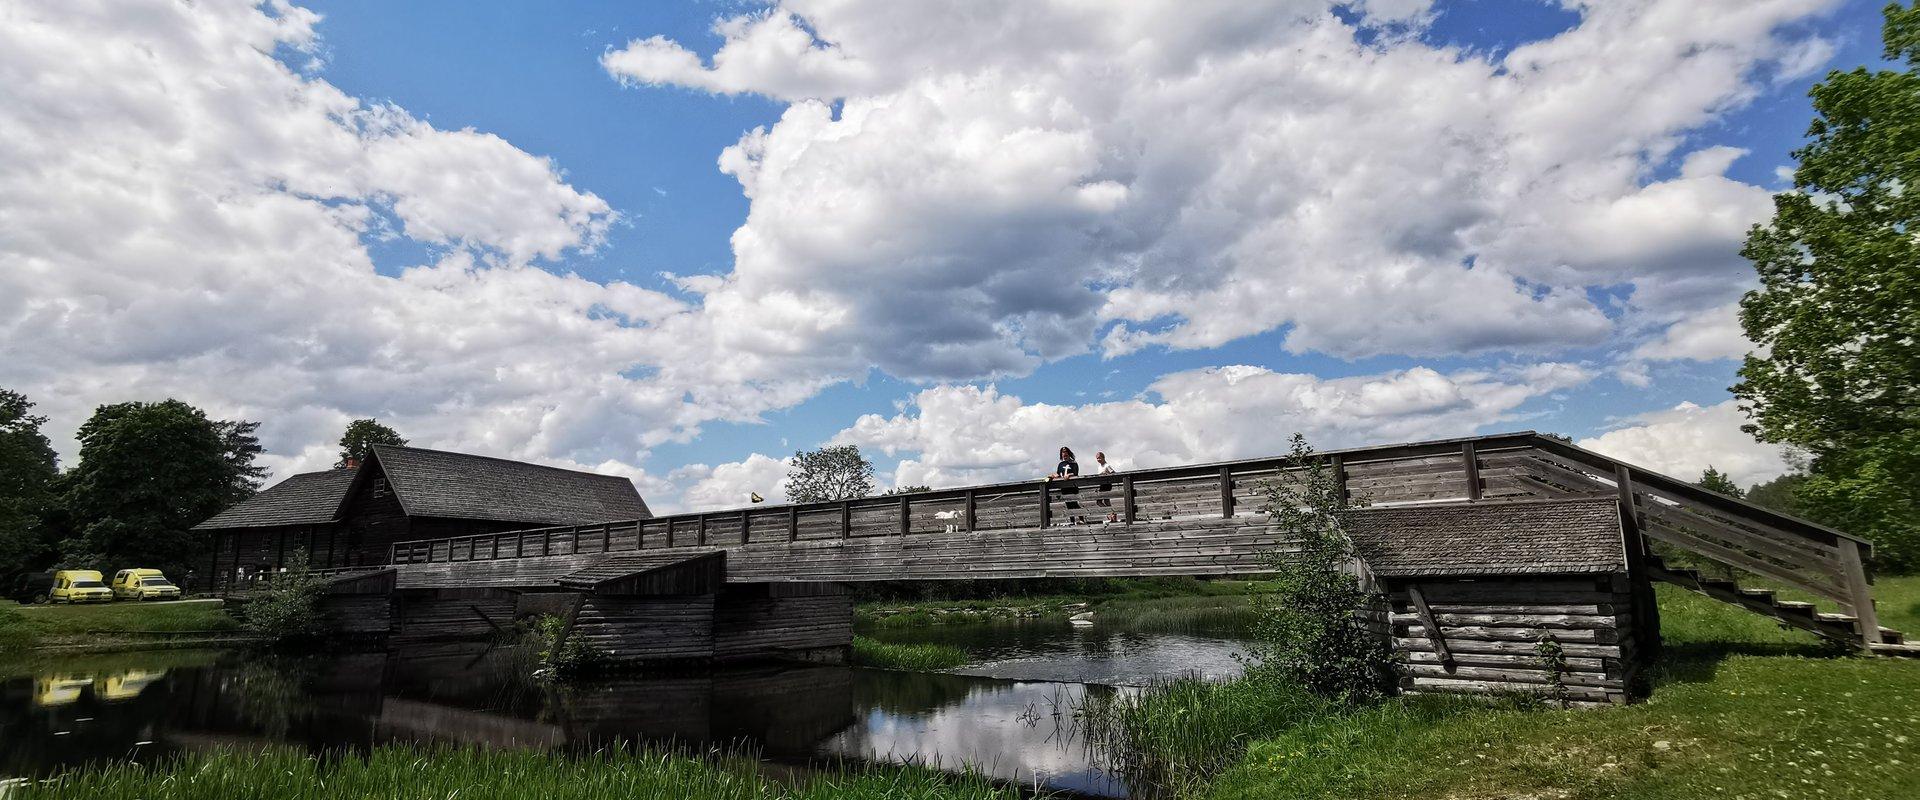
[1073,675,1329,797]
[851,635,971,671]
[10,745,1029,800]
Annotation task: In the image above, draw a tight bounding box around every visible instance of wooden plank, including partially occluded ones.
[1038,480,1050,528]
[1220,466,1234,518]
[1407,584,1452,668]
[1838,539,1882,646]
[1643,521,1851,605]
[1462,442,1482,501]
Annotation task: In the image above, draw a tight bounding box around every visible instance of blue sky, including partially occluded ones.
[1,0,1894,509]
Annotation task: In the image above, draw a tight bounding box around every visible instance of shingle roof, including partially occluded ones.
[371,445,652,526]
[1345,497,1626,577]
[194,469,357,530]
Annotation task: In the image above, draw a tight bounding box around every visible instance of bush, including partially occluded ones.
[236,554,328,646]
[1245,434,1394,704]
[527,613,606,680]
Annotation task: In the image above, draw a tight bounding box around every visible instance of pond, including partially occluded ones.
[0,622,1250,797]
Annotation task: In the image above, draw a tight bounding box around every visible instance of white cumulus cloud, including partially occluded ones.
[1578,400,1793,488]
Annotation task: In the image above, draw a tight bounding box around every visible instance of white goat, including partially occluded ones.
[933,510,964,533]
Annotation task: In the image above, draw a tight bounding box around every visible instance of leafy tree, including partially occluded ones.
[1735,4,1920,571]
[237,553,328,646]
[338,418,406,466]
[884,485,932,495]
[1746,472,1812,517]
[783,445,876,503]
[0,389,59,594]
[1696,466,1745,499]
[60,399,262,579]
[1248,434,1393,704]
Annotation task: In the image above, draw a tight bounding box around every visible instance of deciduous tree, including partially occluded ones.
[0,389,59,594]
[338,418,407,466]
[1736,3,1920,571]
[783,445,875,503]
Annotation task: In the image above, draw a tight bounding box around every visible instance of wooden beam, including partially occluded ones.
[1122,475,1135,524]
[1220,467,1234,518]
[899,495,911,535]
[841,501,852,539]
[1329,455,1348,503]
[788,506,799,542]
[965,489,977,532]
[741,510,751,544]
[601,524,611,553]
[1462,442,1482,501]
[1838,539,1883,647]
[1408,583,1453,671]
[698,514,708,547]
[1038,480,1051,528]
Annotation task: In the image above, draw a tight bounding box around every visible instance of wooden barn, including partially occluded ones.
[194,445,652,592]
[1347,497,1654,706]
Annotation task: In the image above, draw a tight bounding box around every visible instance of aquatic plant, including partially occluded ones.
[1074,675,1329,798]
[851,636,970,671]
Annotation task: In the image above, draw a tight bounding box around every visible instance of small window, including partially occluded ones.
[371,477,389,498]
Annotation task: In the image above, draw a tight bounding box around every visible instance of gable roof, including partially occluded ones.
[194,468,357,530]
[1345,497,1626,578]
[366,444,652,526]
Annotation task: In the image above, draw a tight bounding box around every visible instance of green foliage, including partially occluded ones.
[851,635,970,670]
[527,613,605,680]
[1248,434,1392,704]
[884,484,932,495]
[1694,466,1744,498]
[12,745,1027,800]
[1735,4,1920,573]
[1075,676,1331,798]
[1744,470,1812,516]
[0,603,36,653]
[338,418,407,465]
[59,398,264,580]
[783,444,875,503]
[237,554,328,646]
[0,389,59,596]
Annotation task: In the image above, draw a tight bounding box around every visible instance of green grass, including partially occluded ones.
[1074,581,1920,800]
[852,636,972,671]
[0,598,242,653]
[8,745,1029,800]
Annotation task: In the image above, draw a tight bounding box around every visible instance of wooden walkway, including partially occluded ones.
[385,431,1899,650]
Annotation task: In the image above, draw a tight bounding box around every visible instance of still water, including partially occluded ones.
[0,622,1248,797]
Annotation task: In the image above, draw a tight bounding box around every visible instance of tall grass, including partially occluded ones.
[852,636,971,670]
[1074,676,1330,797]
[11,745,1030,800]
[1093,594,1263,634]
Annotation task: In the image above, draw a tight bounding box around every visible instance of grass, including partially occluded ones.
[1074,579,1920,800]
[856,577,1274,632]
[0,598,243,654]
[852,636,972,671]
[8,745,1029,800]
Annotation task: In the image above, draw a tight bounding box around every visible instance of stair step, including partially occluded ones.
[1880,628,1905,645]
[1734,588,1775,601]
[1870,642,1920,658]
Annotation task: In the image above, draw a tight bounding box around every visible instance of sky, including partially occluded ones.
[0,0,1890,512]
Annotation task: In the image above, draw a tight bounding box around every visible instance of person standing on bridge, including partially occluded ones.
[1052,446,1086,524]
[1093,452,1118,523]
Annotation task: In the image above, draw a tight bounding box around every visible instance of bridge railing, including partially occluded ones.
[382,431,1882,644]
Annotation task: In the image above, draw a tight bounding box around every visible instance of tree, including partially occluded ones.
[784,445,875,503]
[338,418,406,466]
[60,399,263,580]
[0,389,59,594]
[1735,4,1920,571]
[1696,466,1745,499]
[884,485,931,495]
[215,419,269,503]
[1248,434,1393,704]
[1746,472,1812,517]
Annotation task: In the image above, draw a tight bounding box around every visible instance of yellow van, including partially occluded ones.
[111,568,181,601]
[49,570,112,604]
[95,668,167,702]
[34,674,93,707]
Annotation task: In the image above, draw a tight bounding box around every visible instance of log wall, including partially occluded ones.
[1388,574,1638,706]
[713,585,853,662]
[571,595,716,662]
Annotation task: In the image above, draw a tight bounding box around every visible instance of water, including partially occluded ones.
[0,622,1250,796]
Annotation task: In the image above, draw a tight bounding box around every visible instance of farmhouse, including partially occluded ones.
[193,445,651,592]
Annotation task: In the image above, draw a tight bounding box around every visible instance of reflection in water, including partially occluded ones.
[0,624,1249,797]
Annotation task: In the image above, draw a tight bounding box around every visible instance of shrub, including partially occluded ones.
[1245,434,1394,704]
[236,554,328,646]
[527,613,606,680]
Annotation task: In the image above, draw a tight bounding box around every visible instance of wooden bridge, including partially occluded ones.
[381,431,1904,656]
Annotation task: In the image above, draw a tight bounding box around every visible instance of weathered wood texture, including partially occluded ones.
[714,585,853,661]
[1389,575,1638,706]
[319,594,394,636]
[570,595,716,662]
[390,589,520,645]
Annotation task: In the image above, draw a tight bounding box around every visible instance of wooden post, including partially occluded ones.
[1122,475,1135,524]
[1838,539,1884,647]
[492,534,501,560]
[515,532,524,559]
[740,510,751,544]
[1615,465,1663,657]
[1038,480,1051,528]
[543,530,552,557]
[1407,583,1453,671]
[666,519,675,548]
[1219,467,1234,518]
[636,521,646,550]
[841,501,852,538]
[698,514,708,546]
[899,495,911,535]
[788,506,799,541]
[1329,455,1347,503]
[1462,442,1482,501]
[572,525,582,554]
[211,532,223,591]
[965,489,978,531]
[601,524,611,552]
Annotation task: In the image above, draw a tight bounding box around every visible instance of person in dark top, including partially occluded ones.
[1052,446,1085,524]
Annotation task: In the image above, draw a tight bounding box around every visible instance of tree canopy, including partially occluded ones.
[784,445,875,503]
[60,399,263,579]
[1735,3,1920,571]
[0,389,59,592]
[339,418,407,465]
[1695,466,1745,499]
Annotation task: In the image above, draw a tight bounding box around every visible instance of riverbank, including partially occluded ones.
[0,598,249,655]
[1083,578,1920,799]
[855,577,1272,631]
[8,744,1025,800]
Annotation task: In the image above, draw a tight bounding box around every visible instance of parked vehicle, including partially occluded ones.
[110,569,181,601]
[49,570,112,604]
